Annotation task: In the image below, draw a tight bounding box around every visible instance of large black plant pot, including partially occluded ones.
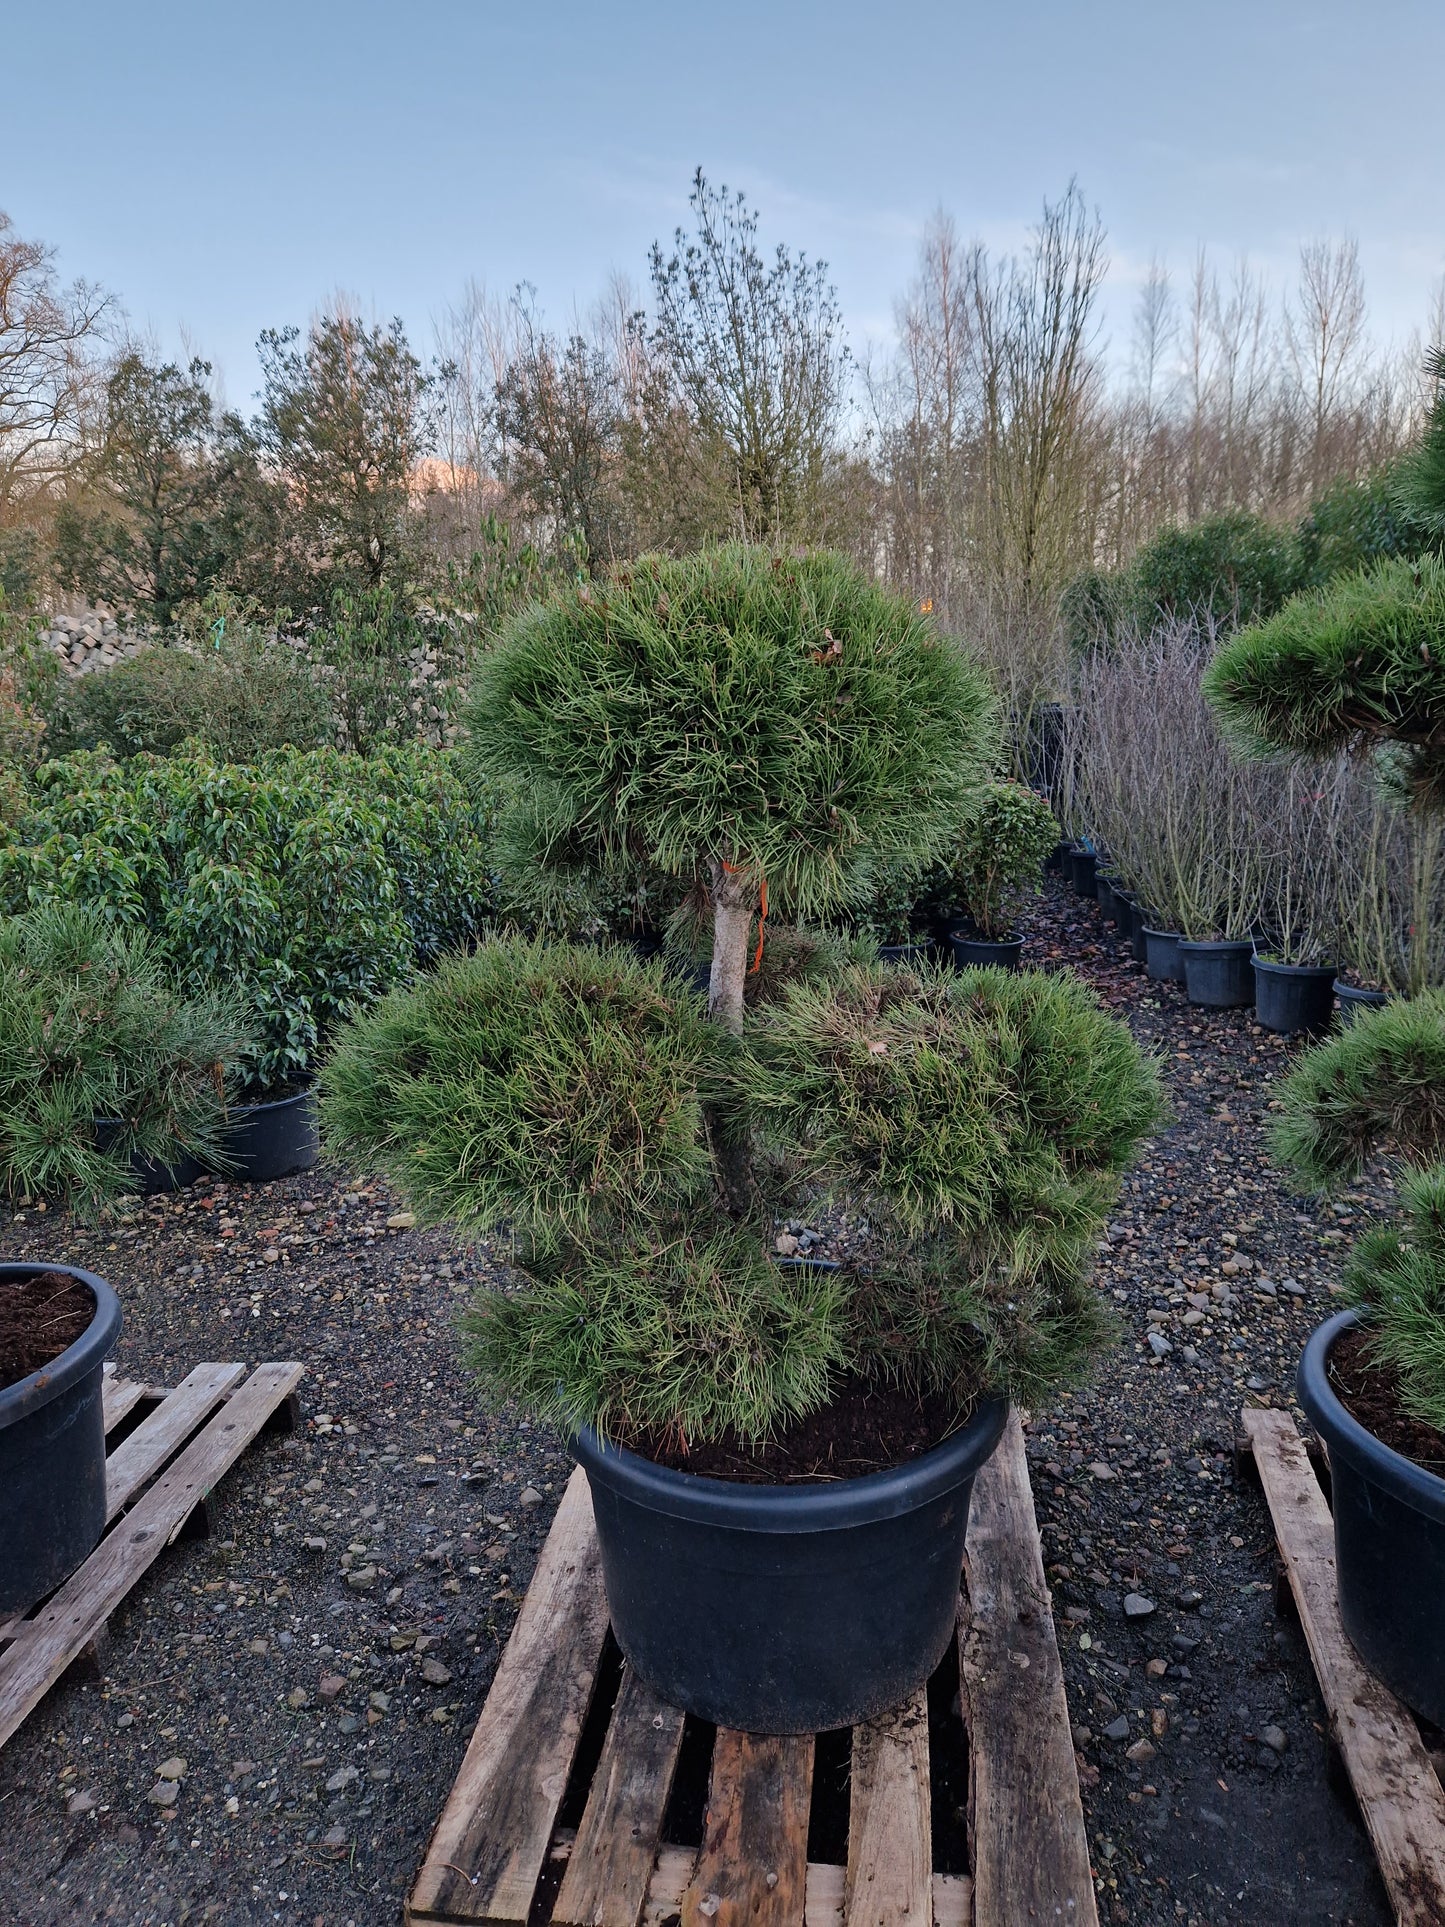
[878,939,935,968]
[1142,926,1185,984]
[1070,847,1098,898]
[1252,959,1337,1036]
[0,1263,121,1613]
[573,1394,1010,1732]
[1298,1310,1445,1726]
[949,931,1023,972]
[1128,902,1149,964]
[93,1118,205,1195]
[1334,980,1391,1027]
[1179,938,1254,1008]
[222,1087,320,1183]
[1094,873,1120,927]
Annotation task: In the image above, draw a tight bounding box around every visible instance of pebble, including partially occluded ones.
[1261,1724,1288,1753]
[1123,1592,1156,1618]
[156,1756,187,1781]
[1147,1331,1173,1358]
[148,1780,180,1806]
[325,1766,359,1793]
[420,1657,453,1685]
[322,1822,348,1848]
[1125,1738,1157,1763]
[1103,1716,1131,1742]
[386,1211,417,1230]
[1088,1461,1117,1481]
[346,1565,378,1589]
[317,1675,347,1700]
[519,1486,544,1506]
[66,1790,97,1816]
[287,1688,311,1709]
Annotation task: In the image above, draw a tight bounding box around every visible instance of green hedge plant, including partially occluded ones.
[0,903,253,1210]
[934,780,1057,940]
[324,547,1162,1452]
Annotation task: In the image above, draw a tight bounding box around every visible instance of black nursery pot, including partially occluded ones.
[1179,938,1255,1008]
[1070,846,1098,898]
[949,931,1024,972]
[1045,838,1070,877]
[93,1118,205,1196]
[1334,980,1391,1027]
[1142,926,1185,984]
[1128,901,1150,964]
[878,939,935,967]
[1252,959,1337,1036]
[221,1087,320,1184]
[0,1263,121,1614]
[1298,1310,1445,1727]
[1094,874,1119,927]
[573,1394,1010,1732]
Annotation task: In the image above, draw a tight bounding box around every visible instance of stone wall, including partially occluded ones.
[38,607,150,676]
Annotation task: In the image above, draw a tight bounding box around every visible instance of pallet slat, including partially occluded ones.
[644,1856,971,1927]
[1242,1407,1445,1927]
[409,1467,611,1925]
[101,1371,150,1434]
[959,1410,1099,1927]
[104,1362,247,1520]
[682,1730,815,1927]
[553,1663,687,1927]
[0,1361,303,1751]
[846,1690,932,1927]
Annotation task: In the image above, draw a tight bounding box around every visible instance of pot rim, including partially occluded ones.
[1251,957,1337,980]
[1297,1308,1445,1524]
[573,1392,1010,1533]
[948,930,1023,948]
[1177,937,1254,955]
[0,1262,121,1424]
[1331,978,1391,1001]
[229,1083,317,1121]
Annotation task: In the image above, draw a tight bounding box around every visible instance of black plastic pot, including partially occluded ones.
[0,1263,121,1614]
[1094,873,1117,926]
[1334,980,1391,1027]
[949,931,1024,971]
[1142,926,1185,984]
[93,1118,205,1196]
[1179,938,1255,1008]
[878,940,935,968]
[1129,902,1149,964]
[1070,846,1098,898]
[573,1393,1009,1731]
[1045,838,1070,877]
[1298,1310,1445,1726]
[1252,959,1337,1036]
[221,1087,320,1184]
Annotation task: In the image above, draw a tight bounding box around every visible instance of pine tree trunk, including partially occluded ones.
[708,861,755,1037]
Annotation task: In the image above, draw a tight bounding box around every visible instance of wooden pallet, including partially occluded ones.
[1240,1407,1445,1927]
[0,1357,304,1752]
[408,1411,1098,1927]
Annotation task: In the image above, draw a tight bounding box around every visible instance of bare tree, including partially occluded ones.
[1287,237,1368,495]
[0,212,111,520]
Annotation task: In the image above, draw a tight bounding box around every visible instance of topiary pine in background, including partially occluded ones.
[324,547,1162,1452]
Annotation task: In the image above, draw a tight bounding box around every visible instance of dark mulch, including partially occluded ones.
[0,875,1405,1926]
[1329,1326,1445,1476]
[633,1374,964,1482]
[0,1269,93,1391]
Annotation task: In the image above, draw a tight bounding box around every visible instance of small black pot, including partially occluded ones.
[1070,847,1098,898]
[949,931,1023,971]
[1045,838,1070,877]
[0,1263,121,1613]
[221,1087,320,1184]
[1094,873,1118,926]
[93,1119,205,1196]
[1129,901,1150,964]
[573,1394,1010,1732]
[1252,959,1337,1036]
[1334,980,1391,1027]
[1179,938,1255,1008]
[878,939,935,967]
[1142,926,1185,984]
[1298,1310,1445,1726]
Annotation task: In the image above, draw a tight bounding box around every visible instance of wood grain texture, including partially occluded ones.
[553,1663,686,1927]
[681,1730,815,1927]
[960,1409,1099,1927]
[0,1362,304,1752]
[101,1370,150,1434]
[408,1466,611,1925]
[648,1857,967,1927]
[846,1690,932,1927]
[1243,1407,1445,1927]
[105,1363,247,1520]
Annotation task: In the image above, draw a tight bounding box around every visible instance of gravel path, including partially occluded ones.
[0,881,1401,1925]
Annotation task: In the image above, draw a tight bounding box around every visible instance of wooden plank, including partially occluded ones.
[647,1858,968,1927]
[959,1410,1098,1927]
[101,1373,150,1433]
[0,1361,303,1752]
[105,1363,247,1520]
[846,1690,932,1927]
[553,1663,687,1927]
[1242,1407,1445,1926]
[681,1730,814,1927]
[408,1467,611,1925]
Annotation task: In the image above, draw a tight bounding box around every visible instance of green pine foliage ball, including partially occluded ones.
[461,546,999,917]
[1203,556,1445,804]
[1343,1166,1445,1432]
[1269,989,1445,1186]
[318,938,734,1248]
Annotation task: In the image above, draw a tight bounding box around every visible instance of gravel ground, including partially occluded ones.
[0,879,1402,1926]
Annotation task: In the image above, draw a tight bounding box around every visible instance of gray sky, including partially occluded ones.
[4,0,1441,404]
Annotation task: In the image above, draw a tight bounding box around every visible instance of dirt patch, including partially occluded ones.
[1329,1325,1445,1476]
[0,1268,93,1390]
[630,1374,968,1482]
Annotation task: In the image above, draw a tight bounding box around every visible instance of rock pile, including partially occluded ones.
[37,607,150,675]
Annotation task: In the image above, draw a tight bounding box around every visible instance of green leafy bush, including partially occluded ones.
[0,746,494,1094]
[1298,470,1430,586]
[0,903,252,1209]
[1125,513,1305,633]
[934,780,1057,939]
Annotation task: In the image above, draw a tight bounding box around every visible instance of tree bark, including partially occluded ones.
[708,859,756,1037]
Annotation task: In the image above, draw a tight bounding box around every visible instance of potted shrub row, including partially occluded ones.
[321,547,1162,1730]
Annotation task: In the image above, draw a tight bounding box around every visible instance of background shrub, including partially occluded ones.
[932,779,1057,938]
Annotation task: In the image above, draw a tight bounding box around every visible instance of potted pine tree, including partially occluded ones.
[1204,350,1445,1720]
[322,548,1162,1731]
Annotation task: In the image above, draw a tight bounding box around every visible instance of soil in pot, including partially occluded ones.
[0,1263,121,1614]
[574,1383,1008,1732]
[1252,958,1337,1037]
[1298,1310,1445,1727]
[948,930,1023,971]
[1179,938,1254,1008]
